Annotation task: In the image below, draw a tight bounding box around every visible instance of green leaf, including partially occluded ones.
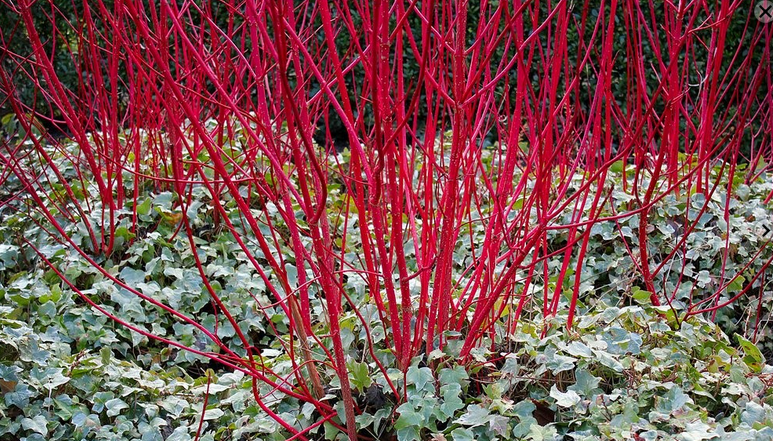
[609,160,625,173]
[513,400,536,419]
[405,366,434,395]
[120,267,147,286]
[0,244,19,269]
[568,368,601,397]
[740,401,768,426]
[539,347,577,374]
[528,424,558,441]
[450,428,475,441]
[395,404,423,441]
[395,406,424,429]
[396,426,421,441]
[678,421,716,441]
[323,421,340,440]
[513,415,538,438]
[160,395,189,418]
[347,360,372,390]
[735,334,764,373]
[438,383,464,420]
[726,275,745,293]
[455,404,491,427]
[632,287,653,304]
[0,365,21,382]
[4,382,32,408]
[53,396,77,420]
[71,412,99,428]
[550,385,581,407]
[42,370,70,390]
[285,263,298,288]
[565,341,593,358]
[489,415,510,437]
[202,407,225,420]
[355,412,374,430]
[592,349,623,373]
[438,365,468,388]
[656,386,692,415]
[21,415,48,435]
[136,198,152,216]
[105,398,129,417]
[166,427,194,441]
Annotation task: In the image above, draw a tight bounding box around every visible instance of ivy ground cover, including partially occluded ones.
[1,132,772,440]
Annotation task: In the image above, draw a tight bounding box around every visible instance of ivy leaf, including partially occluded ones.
[406,366,434,396]
[449,428,475,441]
[105,398,129,417]
[489,415,510,436]
[347,360,372,390]
[455,404,491,427]
[438,365,468,388]
[632,288,653,304]
[202,408,225,420]
[695,270,712,287]
[513,400,536,419]
[285,263,298,288]
[528,424,558,441]
[0,365,21,382]
[550,385,581,407]
[0,244,19,269]
[395,404,424,428]
[727,275,745,293]
[537,347,577,374]
[565,341,593,358]
[21,415,48,435]
[120,267,147,285]
[395,404,423,441]
[592,349,623,373]
[678,421,716,441]
[656,386,692,415]
[740,402,767,426]
[166,427,194,441]
[356,412,374,430]
[602,327,642,355]
[513,416,538,438]
[735,334,764,373]
[5,382,32,408]
[438,383,464,420]
[160,396,189,418]
[568,368,601,397]
[136,198,152,216]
